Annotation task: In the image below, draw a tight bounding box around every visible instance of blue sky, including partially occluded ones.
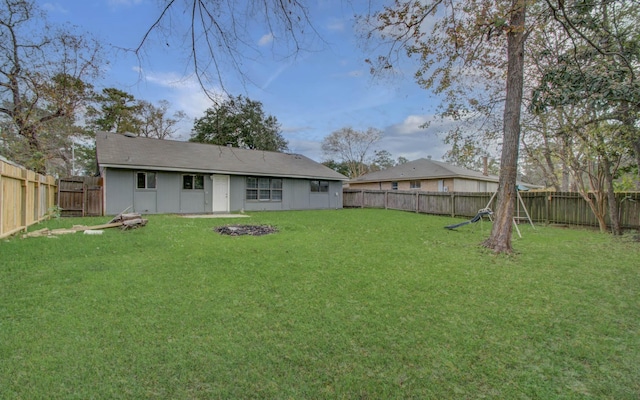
[44,0,452,162]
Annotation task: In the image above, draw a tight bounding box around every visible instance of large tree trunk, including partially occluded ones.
[483,0,526,254]
[586,161,609,232]
[632,138,640,191]
[601,157,622,235]
[23,125,46,175]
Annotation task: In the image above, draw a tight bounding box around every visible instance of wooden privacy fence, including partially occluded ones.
[57,177,104,217]
[0,159,57,239]
[343,189,640,229]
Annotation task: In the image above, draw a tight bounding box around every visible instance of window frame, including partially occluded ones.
[410,180,421,189]
[246,177,282,202]
[182,174,205,190]
[391,181,398,190]
[136,171,157,190]
[310,180,329,193]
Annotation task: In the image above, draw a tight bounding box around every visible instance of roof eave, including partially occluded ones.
[99,163,347,181]
[350,175,499,184]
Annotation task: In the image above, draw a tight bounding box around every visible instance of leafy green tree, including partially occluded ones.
[371,150,396,171]
[322,160,351,177]
[86,88,143,134]
[190,95,288,152]
[0,0,104,173]
[528,0,640,234]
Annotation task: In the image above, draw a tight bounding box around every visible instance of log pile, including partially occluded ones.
[22,210,148,238]
[109,213,148,230]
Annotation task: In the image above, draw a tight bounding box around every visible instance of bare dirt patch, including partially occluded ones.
[214,225,278,236]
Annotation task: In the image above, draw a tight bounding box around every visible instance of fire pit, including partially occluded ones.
[214,224,278,236]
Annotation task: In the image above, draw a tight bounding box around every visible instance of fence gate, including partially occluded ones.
[57,177,103,217]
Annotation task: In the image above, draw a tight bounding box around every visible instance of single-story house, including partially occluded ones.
[348,158,500,192]
[95,132,347,215]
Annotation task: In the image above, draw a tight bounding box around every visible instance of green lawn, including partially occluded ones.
[1,209,638,399]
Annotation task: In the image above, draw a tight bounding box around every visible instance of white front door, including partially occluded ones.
[212,174,230,213]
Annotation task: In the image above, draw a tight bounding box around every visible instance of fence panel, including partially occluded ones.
[344,189,640,229]
[417,192,452,215]
[0,159,57,239]
[518,192,546,223]
[57,177,103,217]
[618,192,640,228]
[343,189,363,208]
[387,191,417,211]
[362,191,386,208]
[453,193,493,217]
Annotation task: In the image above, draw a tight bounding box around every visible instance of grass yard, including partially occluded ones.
[1,209,639,399]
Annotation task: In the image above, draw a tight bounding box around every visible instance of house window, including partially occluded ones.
[246,177,282,201]
[183,174,204,190]
[310,180,329,193]
[136,172,156,189]
[410,180,421,189]
[391,181,398,190]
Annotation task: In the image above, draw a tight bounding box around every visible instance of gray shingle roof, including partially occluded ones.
[351,158,499,183]
[96,132,347,181]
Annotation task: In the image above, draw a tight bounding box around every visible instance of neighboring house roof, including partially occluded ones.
[350,158,499,183]
[95,132,347,181]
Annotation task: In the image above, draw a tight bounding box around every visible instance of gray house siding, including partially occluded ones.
[157,173,181,213]
[103,168,215,215]
[104,169,135,214]
[231,177,343,212]
[103,168,343,215]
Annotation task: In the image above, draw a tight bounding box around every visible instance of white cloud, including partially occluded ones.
[378,128,448,162]
[131,67,228,138]
[258,33,274,46]
[373,113,453,161]
[386,114,432,135]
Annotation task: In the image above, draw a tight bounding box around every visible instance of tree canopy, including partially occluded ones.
[190,95,288,152]
[321,127,382,178]
[0,0,104,173]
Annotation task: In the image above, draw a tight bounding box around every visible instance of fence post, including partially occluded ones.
[415,191,419,213]
[546,193,551,225]
[35,179,41,221]
[20,168,28,233]
[82,181,87,217]
[450,192,456,218]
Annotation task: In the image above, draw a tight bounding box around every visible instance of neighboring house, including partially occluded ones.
[349,158,500,192]
[95,132,347,215]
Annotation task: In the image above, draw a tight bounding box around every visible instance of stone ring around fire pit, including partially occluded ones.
[214,225,278,236]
